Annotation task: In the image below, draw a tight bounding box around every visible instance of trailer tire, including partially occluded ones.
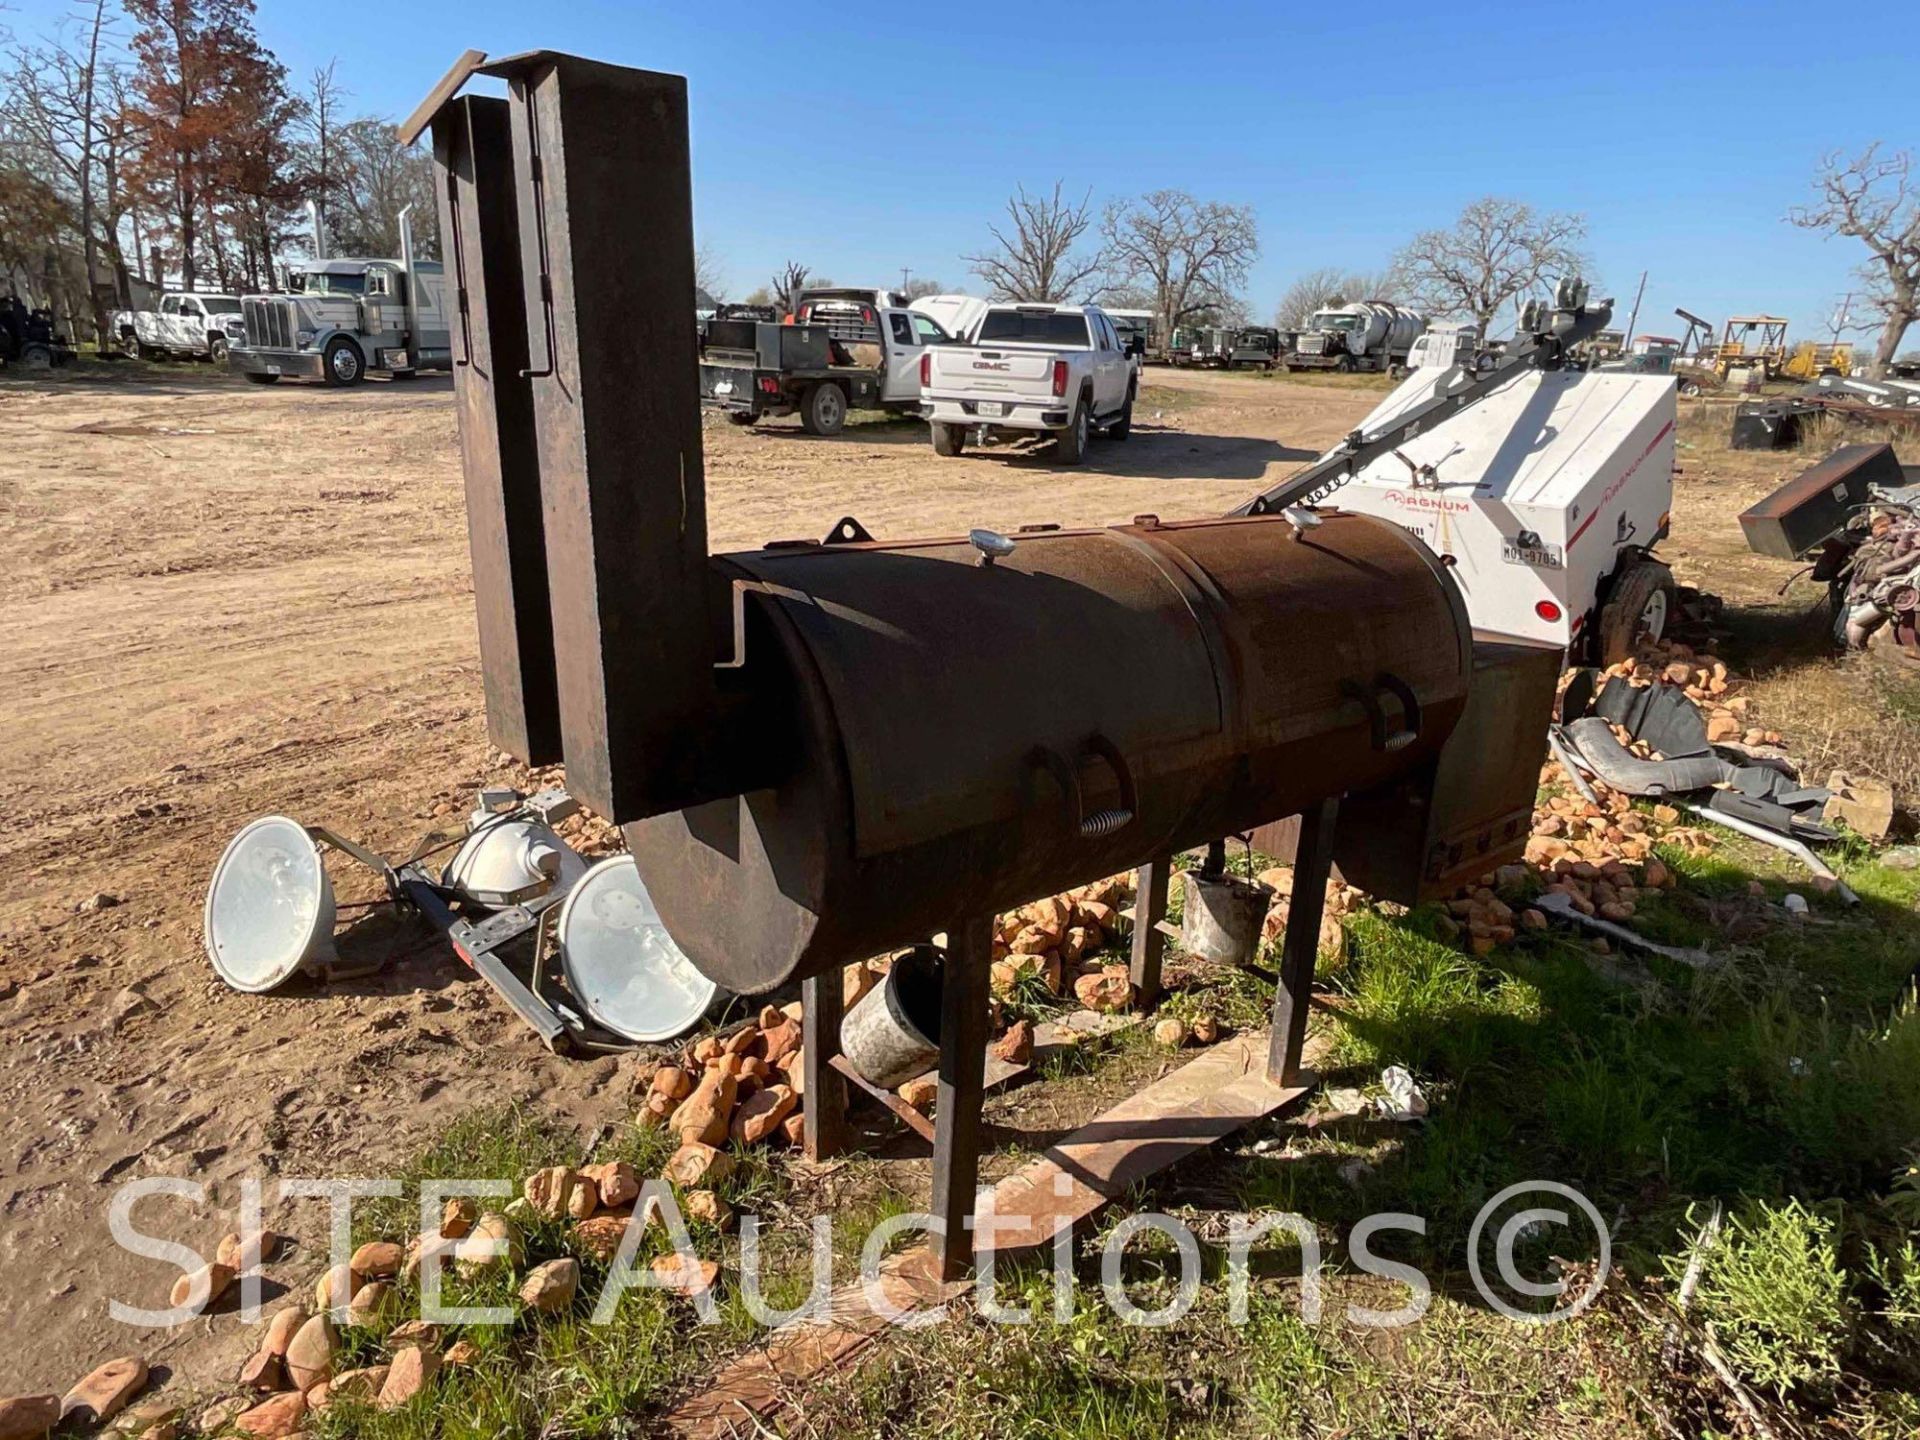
[245,372,281,384]
[1055,397,1090,465]
[931,422,967,456]
[1594,557,1676,665]
[799,382,846,436]
[322,336,366,387]
[22,342,52,370]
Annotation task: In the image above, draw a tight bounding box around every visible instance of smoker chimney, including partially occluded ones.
[484,51,725,822]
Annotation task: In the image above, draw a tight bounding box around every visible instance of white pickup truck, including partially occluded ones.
[919,302,1139,463]
[112,291,248,362]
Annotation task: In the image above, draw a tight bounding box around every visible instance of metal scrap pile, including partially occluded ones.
[1836,504,1920,662]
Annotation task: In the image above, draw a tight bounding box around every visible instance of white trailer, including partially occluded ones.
[1316,366,1677,660]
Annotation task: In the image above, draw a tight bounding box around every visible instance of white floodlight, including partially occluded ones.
[555,855,716,1043]
[203,816,337,992]
[441,817,585,907]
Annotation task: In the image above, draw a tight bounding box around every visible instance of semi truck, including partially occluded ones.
[227,216,450,386]
[1286,300,1425,374]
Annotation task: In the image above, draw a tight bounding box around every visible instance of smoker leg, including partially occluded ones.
[1268,797,1339,1086]
[1129,856,1171,1006]
[801,971,847,1162]
[929,914,993,1282]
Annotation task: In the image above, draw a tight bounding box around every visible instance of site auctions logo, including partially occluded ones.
[105,1174,1611,1333]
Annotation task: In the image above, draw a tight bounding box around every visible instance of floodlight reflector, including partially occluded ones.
[442,818,584,907]
[556,855,715,1042]
[203,816,336,992]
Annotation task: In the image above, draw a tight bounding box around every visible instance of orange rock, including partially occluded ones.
[1072,966,1132,1012]
[233,1391,306,1438]
[664,1142,733,1188]
[992,1019,1034,1065]
[730,1084,797,1145]
[897,1076,938,1110]
[377,1346,440,1410]
[650,1254,720,1299]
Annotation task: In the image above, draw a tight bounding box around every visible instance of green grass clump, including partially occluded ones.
[1670,1199,1851,1399]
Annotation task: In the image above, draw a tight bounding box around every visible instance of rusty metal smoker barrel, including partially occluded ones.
[626,513,1470,992]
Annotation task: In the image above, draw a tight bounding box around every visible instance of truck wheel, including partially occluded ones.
[1335,354,1355,373]
[726,411,757,427]
[1108,394,1134,441]
[245,372,281,384]
[210,336,229,364]
[322,336,366,387]
[1055,398,1089,465]
[1594,558,1676,665]
[931,422,967,456]
[22,342,52,371]
[799,383,846,436]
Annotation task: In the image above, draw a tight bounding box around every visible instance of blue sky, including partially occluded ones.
[11,0,1911,338]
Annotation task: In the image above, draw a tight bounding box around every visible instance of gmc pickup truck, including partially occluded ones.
[918,303,1139,463]
[112,291,248,362]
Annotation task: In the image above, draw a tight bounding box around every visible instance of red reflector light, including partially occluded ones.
[1051,359,1068,397]
[1535,600,1563,622]
[920,353,930,387]
[759,376,779,395]
[862,307,873,323]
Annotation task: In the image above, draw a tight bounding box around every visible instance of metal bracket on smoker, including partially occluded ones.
[822,515,873,545]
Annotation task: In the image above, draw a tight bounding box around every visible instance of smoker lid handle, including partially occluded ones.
[1341,673,1423,753]
[1029,735,1138,841]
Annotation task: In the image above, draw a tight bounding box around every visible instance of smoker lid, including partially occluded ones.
[729,529,1226,859]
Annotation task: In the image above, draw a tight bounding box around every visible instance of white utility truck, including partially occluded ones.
[112,292,248,362]
[918,302,1139,463]
[1234,279,1677,665]
[1287,300,1425,374]
[228,242,450,386]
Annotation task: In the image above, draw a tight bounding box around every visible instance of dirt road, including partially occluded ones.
[0,362,1373,1392]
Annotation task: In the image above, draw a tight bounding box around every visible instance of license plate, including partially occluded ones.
[977,401,1005,417]
[265,365,281,376]
[1501,540,1564,569]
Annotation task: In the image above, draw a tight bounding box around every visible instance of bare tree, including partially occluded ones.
[1274,265,1390,330]
[693,240,726,303]
[1101,189,1258,342]
[1388,197,1588,330]
[327,116,437,258]
[4,0,121,339]
[1790,144,1920,377]
[964,181,1103,302]
[297,59,346,250]
[770,260,816,313]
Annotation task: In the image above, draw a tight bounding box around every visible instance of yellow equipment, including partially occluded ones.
[1781,340,1854,381]
[1716,315,1790,379]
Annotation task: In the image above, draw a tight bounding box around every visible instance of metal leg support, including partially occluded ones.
[1129,855,1171,1007]
[801,970,848,1162]
[1268,797,1339,1086]
[930,914,994,1281]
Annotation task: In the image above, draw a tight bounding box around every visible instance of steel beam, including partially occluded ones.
[431,94,562,765]
[801,971,848,1162]
[488,52,723,822]
[1129,856,1170,1005]
[1269,797,1338,1085]
[930,915,993,1280]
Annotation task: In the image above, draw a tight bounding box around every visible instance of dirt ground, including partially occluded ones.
[0,361,1377,1394]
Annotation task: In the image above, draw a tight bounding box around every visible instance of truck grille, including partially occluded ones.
[1297,334,1326,355]
[243,297,295,349]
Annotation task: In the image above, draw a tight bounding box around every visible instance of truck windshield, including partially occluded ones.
[977,310,1090,347]
[301,271,366,296]
[1315,314,1363,332]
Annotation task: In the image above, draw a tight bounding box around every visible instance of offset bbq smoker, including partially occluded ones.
[405,49,1560,1280]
